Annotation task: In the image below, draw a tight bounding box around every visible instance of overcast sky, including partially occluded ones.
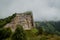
[0,0,60,21]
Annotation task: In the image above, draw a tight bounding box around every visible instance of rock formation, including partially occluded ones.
[4,12,34,31]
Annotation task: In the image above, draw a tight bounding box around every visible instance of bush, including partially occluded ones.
[38,27,43,35]
[40,36,47,40]
[31,28,38,35]
[11,25,27,40]
[0,28,12,40]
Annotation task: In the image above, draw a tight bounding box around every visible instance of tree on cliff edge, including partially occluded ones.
[11,25,27,40]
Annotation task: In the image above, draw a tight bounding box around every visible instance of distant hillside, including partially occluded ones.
[0,13,16,28]
[35,21,60,35]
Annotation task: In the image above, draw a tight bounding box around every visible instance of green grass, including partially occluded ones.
[25,30,60,40]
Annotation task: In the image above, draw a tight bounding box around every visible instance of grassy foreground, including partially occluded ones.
[25,29,60,40]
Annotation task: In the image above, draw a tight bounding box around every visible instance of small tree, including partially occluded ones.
[38,27,43,35]
[11,25,27,40]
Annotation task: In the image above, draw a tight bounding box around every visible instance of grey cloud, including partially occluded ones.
[0,0,60,21]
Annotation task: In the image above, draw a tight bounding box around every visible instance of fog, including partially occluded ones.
[0,0,60,21]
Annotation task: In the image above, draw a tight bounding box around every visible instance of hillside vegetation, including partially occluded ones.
[0,13,16,28]
[35,21,60,35]
[0,12,60,40]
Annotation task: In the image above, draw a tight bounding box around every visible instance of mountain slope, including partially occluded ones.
[35,21,60,35]
[0,13,16,28]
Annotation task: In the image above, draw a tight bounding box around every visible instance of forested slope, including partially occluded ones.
[0,13,16,28]
[35,21,60,35]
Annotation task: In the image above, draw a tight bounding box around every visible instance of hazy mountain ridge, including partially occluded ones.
[35,21,60,35]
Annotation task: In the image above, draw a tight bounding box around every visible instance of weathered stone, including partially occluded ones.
[4,12,34,31]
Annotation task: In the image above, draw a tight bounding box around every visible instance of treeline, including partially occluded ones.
[35,21,60,35]
[0,13,16,28]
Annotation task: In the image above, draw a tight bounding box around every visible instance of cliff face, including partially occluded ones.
[4,13,34,31]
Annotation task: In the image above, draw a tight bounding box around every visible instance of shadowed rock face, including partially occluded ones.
[4,12,34,31]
